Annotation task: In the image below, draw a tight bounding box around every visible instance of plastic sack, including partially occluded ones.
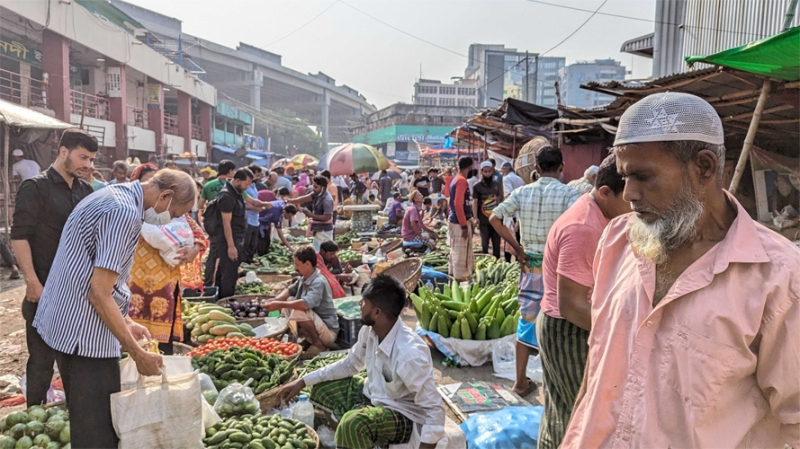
[111,372,204,449]
[316,425,336,448]
[120,355,193,391]
[416,327,514,367]
[492,339,543,383]
[140,216,195,267]
[460,406,543,449]
[198,373,219,406]
[213,379,260,418]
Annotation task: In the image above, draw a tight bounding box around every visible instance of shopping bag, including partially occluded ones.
[140,216,195,266]
[111,371,204,449]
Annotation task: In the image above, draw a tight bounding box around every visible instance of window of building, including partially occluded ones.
[440,97,455,106]
[417,85,438,95]
[440,86,455,95]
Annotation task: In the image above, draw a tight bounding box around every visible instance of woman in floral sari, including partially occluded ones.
[127,165,208,354]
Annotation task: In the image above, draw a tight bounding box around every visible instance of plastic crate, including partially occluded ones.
[336,314,362,349]
[182,287,218,303]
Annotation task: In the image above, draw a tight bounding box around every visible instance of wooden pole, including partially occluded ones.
[3,124,10,242]
[729,79,771,194]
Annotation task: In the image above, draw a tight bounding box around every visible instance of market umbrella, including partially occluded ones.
[271,154,318,170]
[317,143,391,176]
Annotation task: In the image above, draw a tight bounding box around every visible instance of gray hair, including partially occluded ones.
[112,160,129,171]
[150,169,197,205]
[614,140,726,180]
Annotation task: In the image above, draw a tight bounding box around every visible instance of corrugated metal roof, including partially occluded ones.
[0,99,72,130]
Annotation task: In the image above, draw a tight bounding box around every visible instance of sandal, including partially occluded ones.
[514,377,536,397]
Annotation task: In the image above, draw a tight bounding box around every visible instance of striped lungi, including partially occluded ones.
[536,312,590,449]
[448,222,474,281]
[335,406,414,449]
[309,374,368,420]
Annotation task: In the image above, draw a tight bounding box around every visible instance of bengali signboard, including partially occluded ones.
[0,34,79,77]
[146,84,162,109]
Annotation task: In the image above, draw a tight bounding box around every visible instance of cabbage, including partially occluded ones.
[45,443,60,449]
[9,423,27,439]
[25,422,44,438]
[25,407,46,424]
[43,419,65,441]
[58,425,69,445]
[5,412,28,427]
[0,436,15,449]
[0,417,7,432]
[32,435,50,447]
[14,436,32,449]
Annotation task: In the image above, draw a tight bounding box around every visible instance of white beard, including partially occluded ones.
[629,179,705,265]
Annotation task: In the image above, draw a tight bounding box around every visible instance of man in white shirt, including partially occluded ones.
[280,274,444,449]
[501,161,525,197]
[12,149,41,181]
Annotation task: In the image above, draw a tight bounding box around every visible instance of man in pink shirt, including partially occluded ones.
[537,154,629,449]
[562,92,800,449]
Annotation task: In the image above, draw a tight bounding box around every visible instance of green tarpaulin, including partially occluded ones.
[686,26,800,81]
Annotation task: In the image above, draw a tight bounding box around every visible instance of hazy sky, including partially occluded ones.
[126,0,657,109]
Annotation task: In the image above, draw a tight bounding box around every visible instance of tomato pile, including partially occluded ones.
[187,337,300,358]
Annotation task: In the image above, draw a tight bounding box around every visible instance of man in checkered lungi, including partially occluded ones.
[280,275,445,449]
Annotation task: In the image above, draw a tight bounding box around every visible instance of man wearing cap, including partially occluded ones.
[472,161,504,258]
[562,92,800,449]
[567,166,598,194]
[11,149,41,182]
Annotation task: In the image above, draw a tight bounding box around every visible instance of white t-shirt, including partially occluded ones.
[12,159,41,181]
[396,172,409,190]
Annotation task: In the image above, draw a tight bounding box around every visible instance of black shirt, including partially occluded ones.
[472,177,502,224]
[10,166,94,285]
[217,182,247,241]
[255,181,269,192]
[414,176,430,196]
[430,175,444,194]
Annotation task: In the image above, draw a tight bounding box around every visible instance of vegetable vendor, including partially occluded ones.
[258,200,298,255]
[265,246,339,355]
[280,275,445,449]
[402,190,438,251]
[319,241,357,290]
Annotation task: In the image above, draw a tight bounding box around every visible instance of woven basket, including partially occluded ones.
[288,228,307,238]
[369,239,402,256]
[256,369,298,410]
[173,342,194,355]
[381,257,423,293]
[305,425,320,449]
[257,273,294,284]
[515,136,550,184]
[216,296,273,328]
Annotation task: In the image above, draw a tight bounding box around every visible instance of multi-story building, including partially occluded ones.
[413,78,478,107]
[558,59,627,109]
[463,44,565,109]
[348,103,474,164]
[0,0,217,164]
[621,0,799,78]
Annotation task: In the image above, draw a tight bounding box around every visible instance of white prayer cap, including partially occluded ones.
[614,92,724,147]
[584,165,599,177]
[479,161,492,169]
[12,149,23,157]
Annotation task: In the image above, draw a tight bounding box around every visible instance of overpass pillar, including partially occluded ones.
[250,68,262,110]
[321,89,330,151]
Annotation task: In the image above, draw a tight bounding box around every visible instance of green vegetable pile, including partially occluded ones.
[0,405,70,449]
[412,280,519,340]
[337,249,362,263]
[474,257,520,288]
[420,252,449,273]
[204,414,315,449]
[296,352,347,378]
[235,280,272,296]
[184,303,256,343]
[334,231,359,246]
[192,347,296,395]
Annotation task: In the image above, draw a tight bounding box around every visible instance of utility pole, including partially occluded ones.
[525,51,530,103]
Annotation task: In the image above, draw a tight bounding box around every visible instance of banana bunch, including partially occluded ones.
[411,281,519,340]
[474,258,520,288]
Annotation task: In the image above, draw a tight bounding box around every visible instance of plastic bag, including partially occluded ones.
[198,373,219,406]
[120,355,192,391]
[316,425,336,448]
[140,216,194,266]
[416,328,514,367]
[492,338,543,383]
[111,372,204,449]
[460,406,543,449]
[213,379,260,418]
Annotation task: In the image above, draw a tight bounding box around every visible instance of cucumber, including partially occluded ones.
[437,313,450,338]
[461,316,472,340]
[450,319,461,339]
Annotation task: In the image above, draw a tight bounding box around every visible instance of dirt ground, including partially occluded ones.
[0,263,541,422]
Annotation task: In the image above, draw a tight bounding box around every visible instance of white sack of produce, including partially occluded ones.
[416,328,515,367]
[140,216,195,266]
[111,371,205,449]
[120,355,192,391]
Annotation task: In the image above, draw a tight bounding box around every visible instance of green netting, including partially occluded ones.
[685,26,800,81]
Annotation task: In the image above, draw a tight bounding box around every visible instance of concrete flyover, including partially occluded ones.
[112,0,376,147]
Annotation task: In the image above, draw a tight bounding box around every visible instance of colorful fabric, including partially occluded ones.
[130,215,207,343]
[536,312,589,449]
[309,374,368,420]
[541,194,608,319]
[492,177,580,253]
[561,193,800,449]
[518,266,544,323]
[336,406,414,449]
[316,253,347,299]
[516,316,538,348]
[448,222,474,281]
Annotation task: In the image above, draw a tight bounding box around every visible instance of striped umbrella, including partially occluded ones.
[271,154,318,170]
[317,143,390,176]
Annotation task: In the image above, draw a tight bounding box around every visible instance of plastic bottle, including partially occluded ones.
[292,394,315,429]
[426,280,435,291]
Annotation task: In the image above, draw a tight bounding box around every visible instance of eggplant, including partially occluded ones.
[230,301,241,311]
[248,312,256,318]
[258,311,267,317]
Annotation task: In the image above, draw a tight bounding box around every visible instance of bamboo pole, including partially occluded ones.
[729,79,771,194]
[3,124,9,242]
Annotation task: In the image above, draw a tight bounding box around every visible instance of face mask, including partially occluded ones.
[144,196,172,226]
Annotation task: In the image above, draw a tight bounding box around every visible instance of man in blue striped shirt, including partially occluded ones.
[33,169,197,448]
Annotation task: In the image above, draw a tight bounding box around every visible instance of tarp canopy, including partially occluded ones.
[503,98,559,126]
[685,25,800,81]
[0,99,72,130]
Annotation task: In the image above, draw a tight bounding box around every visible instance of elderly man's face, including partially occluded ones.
[616,142,705,264]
